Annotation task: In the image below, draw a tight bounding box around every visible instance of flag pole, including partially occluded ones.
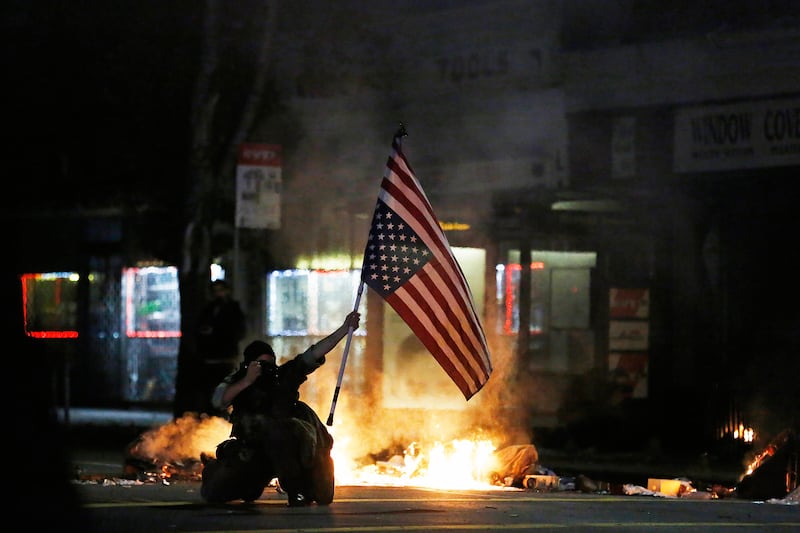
[326,280,364,426]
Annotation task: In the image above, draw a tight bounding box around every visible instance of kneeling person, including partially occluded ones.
[200,311,360,506]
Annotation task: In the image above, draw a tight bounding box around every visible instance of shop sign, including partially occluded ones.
[674,97,800,172]
[609,288,650,318]
[235,143,282,229]
[609,320,649,351]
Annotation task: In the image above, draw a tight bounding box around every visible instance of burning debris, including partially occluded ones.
[736,428,798,501]
[488,444,540,487]
[340,440,524,489]
[124,413,232,482]
[80,412,798,505]
[116,413,538,489]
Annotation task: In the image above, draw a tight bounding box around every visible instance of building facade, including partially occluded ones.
[21,1,799,452]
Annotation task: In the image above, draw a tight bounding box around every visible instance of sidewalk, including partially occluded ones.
[57,407,172,428]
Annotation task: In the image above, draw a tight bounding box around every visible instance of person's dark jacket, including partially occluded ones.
[230,355,318,420]
[196,299,245,361]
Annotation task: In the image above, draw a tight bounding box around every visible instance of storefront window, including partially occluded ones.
[496,250,596,335]
[121,266,180,402]
[495,262,545,335]
[122,266,181,338]
[267,269,366,336]
[21,272,80,338]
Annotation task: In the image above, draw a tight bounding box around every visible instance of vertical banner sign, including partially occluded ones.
[235,143,282,229]
[608,287,650,399]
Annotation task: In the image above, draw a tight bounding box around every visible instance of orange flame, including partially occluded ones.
[132,414,510,490]
[331,432,499,489]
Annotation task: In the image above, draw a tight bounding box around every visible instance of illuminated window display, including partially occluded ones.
[495,251,596,336]
[495,262,546,335]
[267,269,366,336]
[21,272,80,338]
[122,266,181,338]
[266,268,367,406]
[495,251,597,374]
[121,266,181,402]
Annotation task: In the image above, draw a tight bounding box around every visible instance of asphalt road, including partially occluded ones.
[70,480,799,533]
[49,414,795,532]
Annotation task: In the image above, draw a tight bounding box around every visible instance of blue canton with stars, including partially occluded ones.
[361,199,432,297]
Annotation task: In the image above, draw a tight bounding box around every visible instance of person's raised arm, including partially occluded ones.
[300,311,360,367]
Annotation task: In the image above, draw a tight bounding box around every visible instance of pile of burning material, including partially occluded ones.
[117,410,556,492]
[123,456,204,483]
[124,414,232,482]
[338,440,539,490]
[119,412,524,489]
[487,444,541,487]
[339,439,501,489]
[113,415,800,503]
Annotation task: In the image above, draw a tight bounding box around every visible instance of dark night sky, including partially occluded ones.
[4,0,797,215]
[3,2,203,212]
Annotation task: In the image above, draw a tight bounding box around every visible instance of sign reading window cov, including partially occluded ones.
[674,97,800,172]
[236,143,282,229]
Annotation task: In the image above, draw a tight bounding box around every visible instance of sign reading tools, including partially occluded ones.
[235,143,282,229]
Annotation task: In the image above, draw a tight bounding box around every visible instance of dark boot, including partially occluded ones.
[279,476,310,507]
[311,453,335,505]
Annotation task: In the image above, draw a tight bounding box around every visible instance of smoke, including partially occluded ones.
[128,414,232,464]
[260,2,553,451]
[314,341,533,462]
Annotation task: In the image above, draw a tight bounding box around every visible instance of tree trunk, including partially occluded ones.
[173,0,280,419]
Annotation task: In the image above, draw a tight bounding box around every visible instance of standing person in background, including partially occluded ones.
[186,279,246,418]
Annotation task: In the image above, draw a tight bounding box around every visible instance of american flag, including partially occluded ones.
[361,130,492,400]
